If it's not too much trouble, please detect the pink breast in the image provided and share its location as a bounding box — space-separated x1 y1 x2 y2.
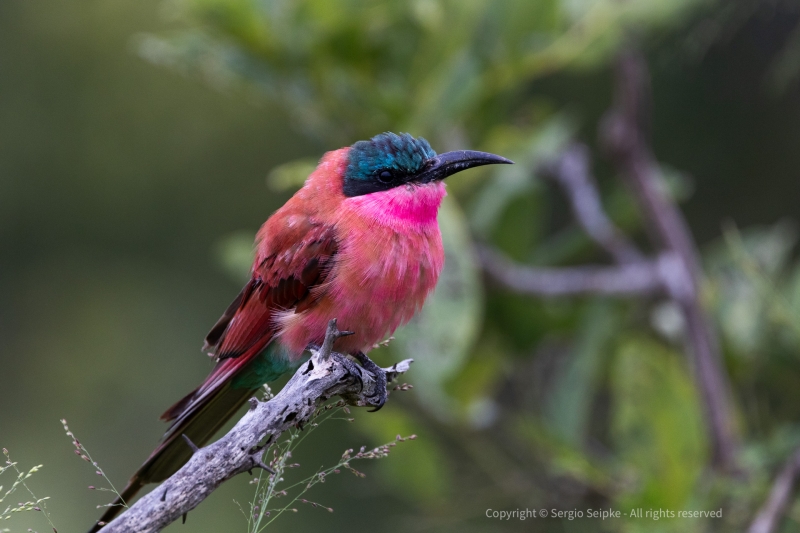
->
276 182 446 354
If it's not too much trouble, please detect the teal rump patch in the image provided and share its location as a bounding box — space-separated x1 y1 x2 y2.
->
231 342 303 389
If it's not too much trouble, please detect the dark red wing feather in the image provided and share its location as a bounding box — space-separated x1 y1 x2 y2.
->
210 222 338 361
161 219 338 422
202 278 258 352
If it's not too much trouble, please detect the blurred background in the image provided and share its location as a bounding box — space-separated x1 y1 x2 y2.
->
5 0 800 531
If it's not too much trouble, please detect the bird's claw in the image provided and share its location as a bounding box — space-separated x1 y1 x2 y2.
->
319 345 386 411
329 351 364 390
353 351 388 412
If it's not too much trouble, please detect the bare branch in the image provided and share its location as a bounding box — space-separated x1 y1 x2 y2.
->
601 49 739 471
478 244 668 297
541 142 644 264
317 317 354 361
477 49 739 472
748 448 800 533
101 319 411 533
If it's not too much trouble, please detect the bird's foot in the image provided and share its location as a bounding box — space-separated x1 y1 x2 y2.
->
353 351 387 412
327 350 365 391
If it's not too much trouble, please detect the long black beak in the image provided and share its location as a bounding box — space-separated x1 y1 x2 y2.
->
417 150 513 183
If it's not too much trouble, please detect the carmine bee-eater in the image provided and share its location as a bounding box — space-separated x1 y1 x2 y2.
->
90 132 511 530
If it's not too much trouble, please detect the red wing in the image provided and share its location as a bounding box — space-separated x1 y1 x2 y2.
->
161 219 338 423
205 220 338 361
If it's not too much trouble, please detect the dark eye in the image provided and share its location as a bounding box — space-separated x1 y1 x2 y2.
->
378 170 394 183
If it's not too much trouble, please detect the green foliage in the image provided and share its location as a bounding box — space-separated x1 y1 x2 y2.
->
610 337 706 511
140 0 708 143
354 406 448 505
706 221 800 355
544 300 618 446
0 449 56 533
469 114 575 240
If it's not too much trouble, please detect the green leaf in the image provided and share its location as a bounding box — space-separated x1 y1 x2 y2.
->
469 114 575 237
705 221 799 355
544 299 618 446
610 336 707 510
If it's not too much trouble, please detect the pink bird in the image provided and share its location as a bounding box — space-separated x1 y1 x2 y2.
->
90 132 511 530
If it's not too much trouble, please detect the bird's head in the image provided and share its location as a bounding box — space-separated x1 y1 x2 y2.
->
343 132 512 197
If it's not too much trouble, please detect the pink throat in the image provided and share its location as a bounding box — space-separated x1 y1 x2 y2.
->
345 182 447 228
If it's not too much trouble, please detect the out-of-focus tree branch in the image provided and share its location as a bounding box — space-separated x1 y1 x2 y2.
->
478 50 739 472
478 139 658 299
601 51 738 471
100 320 411 533
748 448 800 533
479 244 669 297
540 143 644 265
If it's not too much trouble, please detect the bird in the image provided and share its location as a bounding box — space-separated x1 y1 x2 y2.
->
89 132 511 531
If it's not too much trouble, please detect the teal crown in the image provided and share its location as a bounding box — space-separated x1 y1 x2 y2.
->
346 132 436 182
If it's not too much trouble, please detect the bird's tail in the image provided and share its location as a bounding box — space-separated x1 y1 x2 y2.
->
88 355 259 532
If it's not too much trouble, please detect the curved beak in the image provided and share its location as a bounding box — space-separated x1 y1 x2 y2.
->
417 150 514 183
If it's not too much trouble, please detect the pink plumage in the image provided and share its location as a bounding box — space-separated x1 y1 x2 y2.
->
273 148 446 355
